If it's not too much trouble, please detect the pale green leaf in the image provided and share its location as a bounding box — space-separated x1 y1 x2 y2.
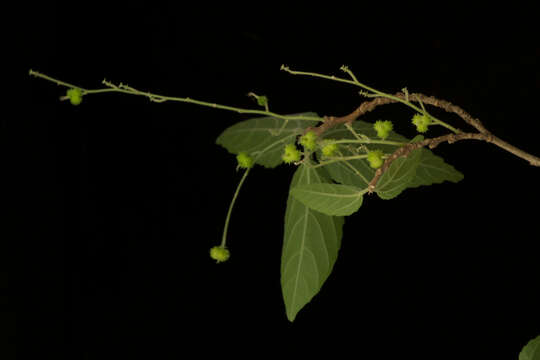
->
216 112 321 168
290 183 364 216
281 165 344 322
520 335 540 360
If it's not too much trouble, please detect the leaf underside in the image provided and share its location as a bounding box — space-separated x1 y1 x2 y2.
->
281 165 344 322
290 183 364 216
215 112 320 168
519 335 540 360
407 148 464 188
321 120 464 195
375 135 423 200
216 115 464 322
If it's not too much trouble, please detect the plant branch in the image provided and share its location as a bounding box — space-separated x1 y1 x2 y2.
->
309 90 491 136
30 68 540 172
367 132 540 193
282 64 540 186
282 65 460 134
298 86 540 170
28 69 322 123
221 168 251 247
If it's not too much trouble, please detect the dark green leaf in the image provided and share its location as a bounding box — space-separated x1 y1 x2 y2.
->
281 165 344 321
216 113 321 168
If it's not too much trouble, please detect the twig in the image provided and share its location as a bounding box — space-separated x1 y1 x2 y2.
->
28 69 322 123
283 65 460 134
30 67 540 175
283 65 539 192
367 132 540 193
308 91 488 136
305 90 540 181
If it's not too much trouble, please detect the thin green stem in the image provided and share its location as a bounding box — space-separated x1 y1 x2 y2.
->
282 65 460 134
340 66 390 98
341 67 459 134
221 168 251 247
29 69 82 90
29 69 323 123
416 95 427 114
358 188 370 196
312 154 368 168
344 123 364 142
281 65 358 87
331 139 407 146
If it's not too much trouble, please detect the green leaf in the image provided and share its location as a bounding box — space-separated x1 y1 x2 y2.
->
319 120 407 189
407 148 464 188
320 120 463 191
290 183 364 216
216 112 321 168
520 335 540 360
375 136 423 200
281 165 344 322
319 145 374 188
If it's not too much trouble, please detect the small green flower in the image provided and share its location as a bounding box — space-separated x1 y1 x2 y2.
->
282 144 301 164
299 131 318 151
256 95 268 107
411 113 431 133
66 88 83 106
367 150 384 169
373 120 393 139
322 143 338 157
210 246 230 263
236 152 254 169
248 92 268 108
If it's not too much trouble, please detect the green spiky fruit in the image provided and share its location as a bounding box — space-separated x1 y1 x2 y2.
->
322 143 338 157
282 144 301 164
210 246 230 263
236 152 254 169
367 150 384 169
411 113 431 133
66 88 83 106
373 120 393 139
299 131 317 151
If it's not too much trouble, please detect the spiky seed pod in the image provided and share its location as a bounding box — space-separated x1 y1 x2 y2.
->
210 246 230 263
236 152 254 169
367 150 384 169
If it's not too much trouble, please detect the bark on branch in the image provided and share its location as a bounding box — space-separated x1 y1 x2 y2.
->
308 92 540 193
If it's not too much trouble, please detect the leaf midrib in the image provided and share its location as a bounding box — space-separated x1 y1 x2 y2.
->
296 189 361 199
290 167 311 313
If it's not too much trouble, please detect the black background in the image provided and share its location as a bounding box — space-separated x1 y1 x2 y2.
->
11 2 540 359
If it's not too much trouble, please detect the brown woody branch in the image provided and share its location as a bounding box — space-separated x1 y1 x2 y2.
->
366 131 540 193
309 91 492 136
307 92 540 193
368 133 491 193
